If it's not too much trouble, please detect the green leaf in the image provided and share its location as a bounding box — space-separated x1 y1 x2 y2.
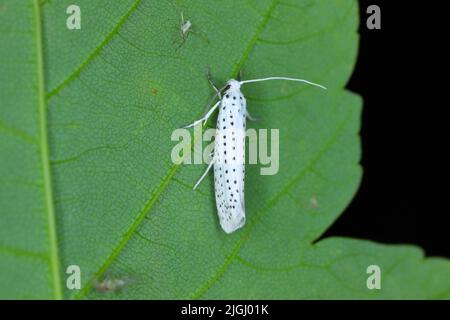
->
0 0 62 299
0 0 449 299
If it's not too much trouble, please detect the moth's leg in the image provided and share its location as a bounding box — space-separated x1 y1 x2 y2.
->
184 100 220 128
202 69 223 113
246 109 259 122
207 68 222 99
203 92 220 114
200 100 220 125
193 157 215 190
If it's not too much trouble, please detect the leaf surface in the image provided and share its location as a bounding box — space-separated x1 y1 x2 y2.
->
0 0 449 299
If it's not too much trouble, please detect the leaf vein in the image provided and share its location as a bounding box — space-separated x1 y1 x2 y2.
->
73 163 180 299
33 0 62 299
0 120 37 145
0 243 48 261
46 0 143 99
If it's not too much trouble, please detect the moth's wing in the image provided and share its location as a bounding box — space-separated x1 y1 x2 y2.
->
216 163 245 234
213 86 246 234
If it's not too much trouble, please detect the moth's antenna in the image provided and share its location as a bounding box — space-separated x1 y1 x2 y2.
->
240 77 327 90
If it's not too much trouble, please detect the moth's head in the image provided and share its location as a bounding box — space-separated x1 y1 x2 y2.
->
225 79 241 92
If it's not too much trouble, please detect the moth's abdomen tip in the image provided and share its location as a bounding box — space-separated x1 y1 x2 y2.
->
220 214 246 234
222 227 234 235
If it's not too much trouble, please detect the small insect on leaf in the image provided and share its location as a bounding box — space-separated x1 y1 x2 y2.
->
93 273 130 293
180 12 192 41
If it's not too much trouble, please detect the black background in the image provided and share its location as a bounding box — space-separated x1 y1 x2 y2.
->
322 0 449 257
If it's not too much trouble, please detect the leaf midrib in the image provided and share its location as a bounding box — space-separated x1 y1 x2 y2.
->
33 0 62 300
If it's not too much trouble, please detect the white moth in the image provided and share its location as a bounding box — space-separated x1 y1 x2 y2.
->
185 75 326 234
